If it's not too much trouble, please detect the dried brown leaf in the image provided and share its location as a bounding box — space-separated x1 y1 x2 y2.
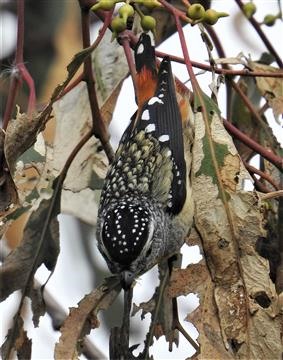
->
168 262 208 299
1 316 32 360
191 95 282 358
0 129 18 219
132 261 181 348
0 197 59 303
54 277 121 360
52 83 108 224
4 109 45 174
92 29 128 107
249 61 283 119
52 65 125 224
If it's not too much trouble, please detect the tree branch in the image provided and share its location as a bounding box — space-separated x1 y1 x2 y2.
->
79 3 114 162
223 119 283 171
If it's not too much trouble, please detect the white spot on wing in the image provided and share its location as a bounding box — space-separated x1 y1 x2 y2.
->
137 43 144 54
141 109 150 120
148 97 164 105
166 150 172 157
159 134 169 142
145 124 156 133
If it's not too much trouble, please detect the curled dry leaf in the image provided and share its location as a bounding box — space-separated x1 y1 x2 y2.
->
4 109 45 174
191 92 282 358
248 61 283 120
54 276 121 360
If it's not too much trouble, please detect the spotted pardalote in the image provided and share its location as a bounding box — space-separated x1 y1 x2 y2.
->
96 33 194 289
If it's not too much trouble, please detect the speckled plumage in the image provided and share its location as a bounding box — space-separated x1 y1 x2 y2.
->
96 34 193 288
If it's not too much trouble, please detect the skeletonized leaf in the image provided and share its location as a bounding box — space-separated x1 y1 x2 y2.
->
192 92 281 358
54 276 121 360
248 61 283 119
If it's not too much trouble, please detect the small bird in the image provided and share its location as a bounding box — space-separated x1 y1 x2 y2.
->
96 33 194 289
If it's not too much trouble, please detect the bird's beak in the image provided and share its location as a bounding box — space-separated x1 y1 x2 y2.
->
120 270 135 289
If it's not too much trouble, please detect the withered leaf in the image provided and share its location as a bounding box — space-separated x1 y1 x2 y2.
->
52 83 108 224
0 129 18 219
0 196 60 303
132 260 182 350
248 61 283 119
1 316 32 360
191 92 281 358
92 29 128 107
4 110 45 174
54 276 121 360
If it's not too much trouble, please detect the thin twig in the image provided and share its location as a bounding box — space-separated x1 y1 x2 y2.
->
172 289 199 354
223 119 283 171
261 190 283 200
119 34 138 98
251 173 272 193
3 0 36 130
230 80 274 144
244 161 280 191
57 73 84 100
155 50 283 78
79 4 114 162
143 267 170 360
234 0 283 68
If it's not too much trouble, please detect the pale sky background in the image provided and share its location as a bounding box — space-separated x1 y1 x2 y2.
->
0 1 282 359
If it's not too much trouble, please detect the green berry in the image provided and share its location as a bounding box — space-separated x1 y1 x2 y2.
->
203 9 229 25
118 4 134 23
111 16 127 33
91 0 116 12
243 2 257 18
263 14 277 26
187 4 205 20
142 0 161 9
141 15 156 32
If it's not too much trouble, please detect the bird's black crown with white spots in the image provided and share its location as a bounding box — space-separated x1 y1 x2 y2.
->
96 33 189 289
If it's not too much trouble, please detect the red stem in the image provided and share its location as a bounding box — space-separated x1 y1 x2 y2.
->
244 161 280 191
223 119 283 171
2 0 36 130
57 73 84 100
230 80 273 144
235 0 283 68
79 5 114 162
155 51 283 78
119 34 137 97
